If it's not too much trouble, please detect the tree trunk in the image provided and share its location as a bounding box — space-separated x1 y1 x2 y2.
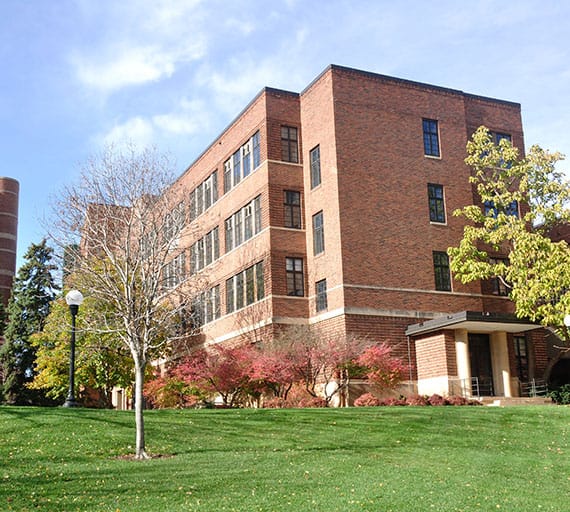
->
134 359 149 459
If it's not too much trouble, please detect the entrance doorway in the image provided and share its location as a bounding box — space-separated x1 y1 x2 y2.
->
469 334 494 396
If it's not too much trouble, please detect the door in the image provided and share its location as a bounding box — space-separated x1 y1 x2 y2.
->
469 334 494 396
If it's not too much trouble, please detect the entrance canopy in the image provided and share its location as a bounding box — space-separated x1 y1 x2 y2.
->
405 311 540 337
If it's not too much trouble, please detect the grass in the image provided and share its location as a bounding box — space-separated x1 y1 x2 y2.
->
1 405 569 511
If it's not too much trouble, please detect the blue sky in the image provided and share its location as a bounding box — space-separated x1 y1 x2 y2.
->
1 0 569 267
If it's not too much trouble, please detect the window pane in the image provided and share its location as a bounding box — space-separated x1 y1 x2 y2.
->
233 150 241 185
433 251 451 291
246 266 255 305
428 183 445 223
236 272 244 309
253 131 261 168
254 196 262 233
284 190 301 229
281 126 299 163
310 146 321 188
226 277 234 313
313 211 324 255
316 279 328 311
286 257 304 296
256 261 264 300
423 119 440 157
212 171 218 203
224 160 232 194
225 218 233 252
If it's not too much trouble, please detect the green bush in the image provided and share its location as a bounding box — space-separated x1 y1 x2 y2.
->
549 384 570 404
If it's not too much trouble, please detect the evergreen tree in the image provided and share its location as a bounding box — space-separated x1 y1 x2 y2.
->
0 240 59 404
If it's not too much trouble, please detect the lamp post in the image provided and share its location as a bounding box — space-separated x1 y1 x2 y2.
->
63 289 84 407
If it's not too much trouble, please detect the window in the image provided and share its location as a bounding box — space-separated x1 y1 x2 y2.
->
423 119 440 157
489 257 509 296
513 335 529 382
428 183 446 223
235 272 244 310
225 218 233 253
310 145 321 188
190 171 218 221
484 200 519 218
245 266 255 305
225 261 265 314
312 211 324 255
433 251 451 291
255 261 264 299
223 132 262 193
252 131 261 168
225 195 263 252
193 285 221 327
163 202 185 242
284 191 301 229
226 276 234 314
491 132 511 144
190 227 219 273
281 126 299 163
243 205 253 240
242 141 251 178
286 257 304 296
254 196 262 233
163 252 186 289
316 279 328 312
232 150 241 186
224 160 232 194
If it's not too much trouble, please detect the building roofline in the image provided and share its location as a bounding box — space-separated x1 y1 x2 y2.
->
176 87 299 184
302 64 521 109
405 310 539 337
176 64 520 185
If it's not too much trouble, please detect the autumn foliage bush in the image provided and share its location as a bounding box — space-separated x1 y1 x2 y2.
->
354 392 382 407
353 392 483 407
143 375 204 409
153 329 410 409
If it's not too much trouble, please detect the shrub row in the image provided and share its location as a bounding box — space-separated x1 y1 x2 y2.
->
354 392 482 407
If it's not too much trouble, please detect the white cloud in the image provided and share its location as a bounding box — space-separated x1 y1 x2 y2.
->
98 97 213 152
73 45 176 91
101 116 154 148
71 0 207 93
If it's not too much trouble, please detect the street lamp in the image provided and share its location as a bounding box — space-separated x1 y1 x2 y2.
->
63 289 84 407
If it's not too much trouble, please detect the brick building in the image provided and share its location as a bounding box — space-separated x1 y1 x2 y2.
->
163 64 555 399
0 177 18 306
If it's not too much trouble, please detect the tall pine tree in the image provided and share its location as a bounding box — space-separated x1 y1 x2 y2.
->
0 240 59 404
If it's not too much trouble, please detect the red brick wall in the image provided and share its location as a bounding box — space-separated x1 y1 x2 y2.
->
414 330 457 381
0 178 18 305
300 68 345 314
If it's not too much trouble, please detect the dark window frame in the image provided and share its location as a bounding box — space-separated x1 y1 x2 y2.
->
513 335 529 382
281 126 299 163
316 279 328 312
428 183 446 223
286 257 304 296
284 190 302 229
433 251 451 291
423 119 440 157
310 145 321 188
312 211 325 255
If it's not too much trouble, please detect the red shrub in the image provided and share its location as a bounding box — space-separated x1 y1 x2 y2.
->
427 394 448 406
354 392 382 407
406 394 430 406
381 397 408 406
447 395 471 406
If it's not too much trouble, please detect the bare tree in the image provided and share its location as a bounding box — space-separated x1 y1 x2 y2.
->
50 145 204 458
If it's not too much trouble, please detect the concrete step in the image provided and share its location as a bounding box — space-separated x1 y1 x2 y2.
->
481 396 553 407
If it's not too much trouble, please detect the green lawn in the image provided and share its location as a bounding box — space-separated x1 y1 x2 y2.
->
0 405 569 511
